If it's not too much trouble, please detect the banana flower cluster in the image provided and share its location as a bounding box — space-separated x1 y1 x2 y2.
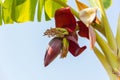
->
44 7 97 67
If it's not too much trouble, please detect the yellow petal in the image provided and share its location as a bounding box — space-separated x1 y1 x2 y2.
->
75 0 88 11
79 8 97 27
61 38 69 58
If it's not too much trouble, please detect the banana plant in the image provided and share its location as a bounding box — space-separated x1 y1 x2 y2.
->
0 0 120 80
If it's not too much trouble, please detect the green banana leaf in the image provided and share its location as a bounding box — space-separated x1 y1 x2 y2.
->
0 0 67 25
37 0 44 21
0 4 2 25
44 0 67 21
2 0 14 24
12 0 37 22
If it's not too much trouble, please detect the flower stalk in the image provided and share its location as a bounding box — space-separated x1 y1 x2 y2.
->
93 47 117 80
96 0 117 54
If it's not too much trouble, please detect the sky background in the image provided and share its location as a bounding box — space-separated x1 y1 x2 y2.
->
0 0 120 80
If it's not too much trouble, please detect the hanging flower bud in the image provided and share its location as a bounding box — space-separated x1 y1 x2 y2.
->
44 37 62 67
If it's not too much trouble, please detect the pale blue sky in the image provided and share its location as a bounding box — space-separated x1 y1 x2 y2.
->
0 0 120 80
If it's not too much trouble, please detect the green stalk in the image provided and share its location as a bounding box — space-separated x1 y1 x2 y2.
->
116 14 120 58
91 22 105 37
97 0 117 54
93 47 117 80
95 31 119 75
